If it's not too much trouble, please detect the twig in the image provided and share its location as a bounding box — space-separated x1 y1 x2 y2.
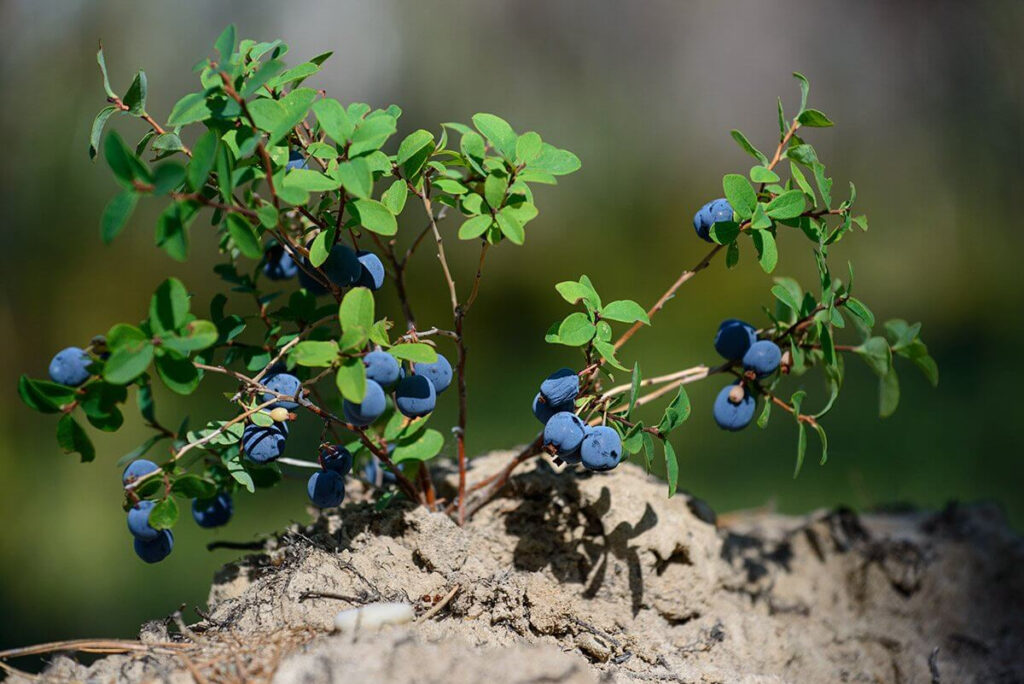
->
416 584 460 622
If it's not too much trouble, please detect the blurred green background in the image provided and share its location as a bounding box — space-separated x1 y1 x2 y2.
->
2 0 1022 655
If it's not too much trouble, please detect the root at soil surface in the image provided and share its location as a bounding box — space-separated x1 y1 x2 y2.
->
12 450 1024 683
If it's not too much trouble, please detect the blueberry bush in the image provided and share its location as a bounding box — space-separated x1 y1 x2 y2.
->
18 27 937 563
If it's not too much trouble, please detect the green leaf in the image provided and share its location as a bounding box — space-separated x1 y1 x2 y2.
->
593 340 627 371
240 58 285 97
709 221 741 245
764 190 806 220
57 415 95 463
100 191 138 244
730 130 768 165
273 88 319 145
123 70 147 115
458 215 493 240
797 109 834 127
722 174 757 219
663 440 679 497
215 24 237 60
750 166 779 184
531 143 581 175
393 429 444 463
335 158 372 199
557 312 596 346
104 131 141 188
18 376 78 414
657 387 691 433
339 287 375 332
879 367 900 418
186 129 219 191
349 114 398 156
813 424 828 465
172 474 217 500
104 341 155 385
855 337 892 377
381 179 408 215
752 230 778 273
472 113 517 159
600 300 649 325
515 131 543 163
336 357 367 404
148 497 179 530
843 297 875 329
89 106 117 160
151 162 185 195
96 45 117 98
225 454 255 493
389 343 438 363
149 278 190 334
226 214 263 259
793 422 807 478
495 207 524 245
312 98 354 144
555 279 601 310
167 91 212 127
793 72 810 112
161 320 218 354
292 340 340 367
770 283 801 314
351 199 397 236
155 354 201 395
484 172 509 210
725 240 740 268
283 169 341 192
396 129 434 171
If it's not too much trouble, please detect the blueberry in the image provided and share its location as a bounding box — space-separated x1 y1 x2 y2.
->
693 198 734 242
127 500 159 541
262 373 302 409
580 426 623 472
242 421 289 464
543 412 587 457
540 368 579 407
742 340 782 377
713 383 756 431
363 350 402 388
355 251 386 291
343 380 387 426
286 149 308 171
134 529 173 563
395 374 437 418
307 470 345 508
320 445 353 476
263 245 298 280
122 459 158 486
532 393 557 424
414 354 453 394
191 493 233 528
298 244 362 295
48 346 91 386
714 319 757 361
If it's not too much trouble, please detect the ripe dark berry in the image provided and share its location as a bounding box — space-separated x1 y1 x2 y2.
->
127 500 159 541
539 368 579 407
543 412 586 457
242 421 289 464
122 459 158 486
742 340 782 377
414 354 453 394
262 373 302 409
714 319 757 361
320 444 354 476
692 198 734 242
580 426 623 472
134 529 173 563
343 380 387 426
363 350 402 388
263 245 298 280
713 383 756 431
191 493 233 528
307 470 345 508
355 251 386 290
395 375 437 418
298 244 362 295
48 347 91 386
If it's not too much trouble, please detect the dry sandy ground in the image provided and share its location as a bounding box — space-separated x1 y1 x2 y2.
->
13 450 1024 683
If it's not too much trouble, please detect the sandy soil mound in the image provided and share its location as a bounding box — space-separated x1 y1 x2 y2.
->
18 450 1024 683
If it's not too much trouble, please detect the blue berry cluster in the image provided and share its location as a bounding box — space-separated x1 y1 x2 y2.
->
710 319 783 431
121 459 233 563
532 368 623 472
307 444 353 508
262 241 386 296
